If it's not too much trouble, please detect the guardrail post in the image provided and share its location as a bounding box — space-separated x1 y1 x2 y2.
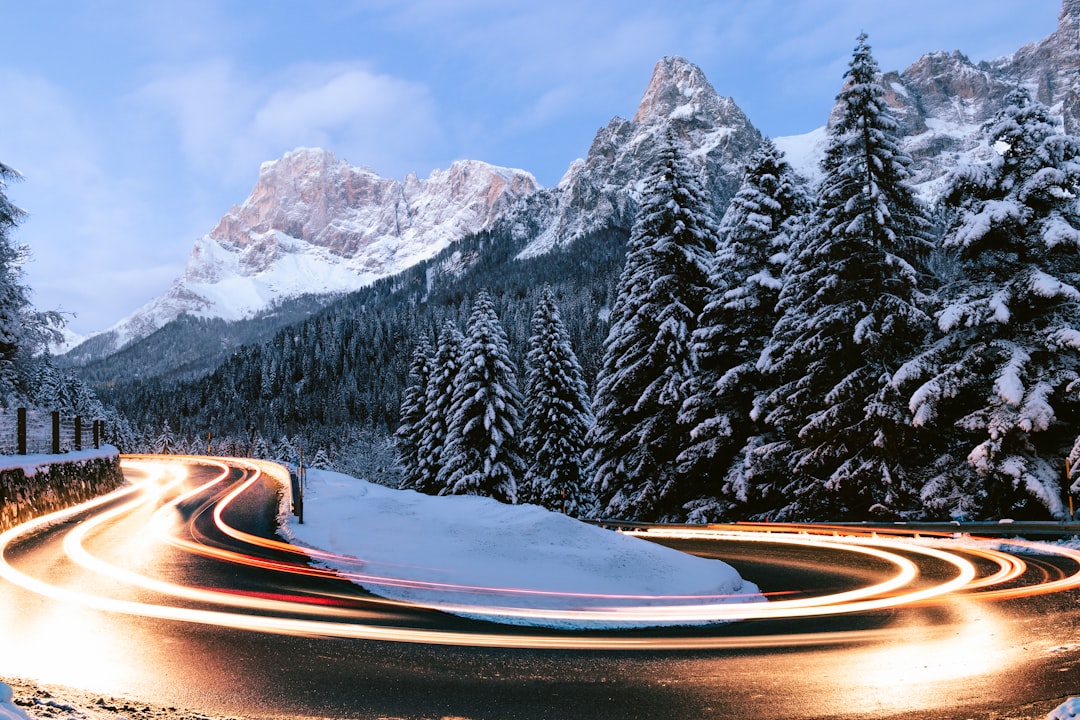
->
51 411 60 455
74 416 82 451
16 407 26 455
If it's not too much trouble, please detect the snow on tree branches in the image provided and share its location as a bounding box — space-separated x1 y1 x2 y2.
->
586 137 719 520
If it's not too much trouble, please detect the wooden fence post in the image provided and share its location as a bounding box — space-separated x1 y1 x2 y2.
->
52 411 60 455
17 407 26 455
93 419 100 449
74 416 82 452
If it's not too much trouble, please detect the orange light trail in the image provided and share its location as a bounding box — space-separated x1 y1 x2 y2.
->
0 455 1078 649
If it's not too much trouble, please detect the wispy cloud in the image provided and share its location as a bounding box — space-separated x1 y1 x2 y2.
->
137 59 444 183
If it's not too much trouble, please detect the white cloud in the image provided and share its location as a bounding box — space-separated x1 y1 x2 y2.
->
138 60 444 184
0 68 169 331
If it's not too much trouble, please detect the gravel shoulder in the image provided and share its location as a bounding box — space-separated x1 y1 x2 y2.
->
2 678 241 720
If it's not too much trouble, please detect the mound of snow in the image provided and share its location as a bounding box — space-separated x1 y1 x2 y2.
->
0 683 30 720
282 470 762 629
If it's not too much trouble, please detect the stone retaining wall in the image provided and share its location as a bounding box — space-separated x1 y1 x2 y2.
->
0 450 125 533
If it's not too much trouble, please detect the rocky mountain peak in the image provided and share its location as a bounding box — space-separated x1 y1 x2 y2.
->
91 149 538 353
1061 0 1080 27
509 55 760 262
633 56 723 124
1008 0 1080 133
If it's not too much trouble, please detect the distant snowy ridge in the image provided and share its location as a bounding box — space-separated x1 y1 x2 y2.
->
779 2 1080 195
79 149 538 354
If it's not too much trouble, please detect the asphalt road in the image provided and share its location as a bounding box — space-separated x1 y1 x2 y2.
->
1 457 1079 720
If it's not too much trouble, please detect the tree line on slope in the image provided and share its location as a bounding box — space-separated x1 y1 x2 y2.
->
97 223 626 475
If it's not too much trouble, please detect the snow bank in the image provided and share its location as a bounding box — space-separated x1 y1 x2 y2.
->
282 469 762 629
0 683 30 720
1049 698 1080 720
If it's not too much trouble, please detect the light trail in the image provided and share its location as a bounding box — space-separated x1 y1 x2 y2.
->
0 455 1078 650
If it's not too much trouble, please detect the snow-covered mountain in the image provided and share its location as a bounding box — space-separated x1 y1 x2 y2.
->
70 0 1080 361
79 150 538 355
512 56 761 259
778 0 1080 196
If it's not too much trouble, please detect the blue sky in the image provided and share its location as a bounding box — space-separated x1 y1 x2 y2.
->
0 0 1061 334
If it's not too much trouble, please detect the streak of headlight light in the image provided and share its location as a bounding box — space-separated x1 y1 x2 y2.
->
62 458 394 619
5 455 1072 647
103 459 941 623
0 475 911 648
948 545 1027 590
200 464 759 603
206 468 982 624
204 464 937 621
963 537 1080 599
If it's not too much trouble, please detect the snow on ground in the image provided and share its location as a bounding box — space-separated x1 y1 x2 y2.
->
1050 698 1080 720
279 469 763 629
0 678 242 720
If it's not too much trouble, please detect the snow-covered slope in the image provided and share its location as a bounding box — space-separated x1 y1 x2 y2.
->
83 149 538 354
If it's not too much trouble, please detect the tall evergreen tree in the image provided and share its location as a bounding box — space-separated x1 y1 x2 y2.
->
900 89 1080 519
0 161 63 402
437 291 524 503
678 138 809 521
520 286 594 515
415 322 464 495
750 34 932 520
395 336 434 490
154 420 177 455
586 138 720 520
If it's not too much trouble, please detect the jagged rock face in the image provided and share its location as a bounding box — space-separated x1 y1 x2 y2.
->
77 1 1080 358
96 149 538 352
789 1 1080 193
513 56 762 258
202 148 537 277
1011 0 1080 133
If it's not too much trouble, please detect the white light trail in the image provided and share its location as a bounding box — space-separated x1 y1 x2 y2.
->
0 455 1078 650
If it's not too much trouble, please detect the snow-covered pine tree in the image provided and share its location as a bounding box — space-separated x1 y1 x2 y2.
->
251 434 272 460
414 321 464 495
900 89 1080 519
0 161 63 402
436 291 524 503
310 447 332 471
586 137 720 520
395 335 434 490
154 420 176 455
276 435 300 466
750 34 932 520
678 138 809 521
520 286 594 515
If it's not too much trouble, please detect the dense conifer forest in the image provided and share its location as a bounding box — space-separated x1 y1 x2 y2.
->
96 225 627 477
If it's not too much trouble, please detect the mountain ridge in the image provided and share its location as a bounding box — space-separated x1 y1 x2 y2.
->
68 1 1080 366
69 150 539 360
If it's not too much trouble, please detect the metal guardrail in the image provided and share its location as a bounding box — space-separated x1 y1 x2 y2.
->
588 519 1080 539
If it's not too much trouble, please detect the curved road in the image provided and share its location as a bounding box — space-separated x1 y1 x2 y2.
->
1 456 1079 719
